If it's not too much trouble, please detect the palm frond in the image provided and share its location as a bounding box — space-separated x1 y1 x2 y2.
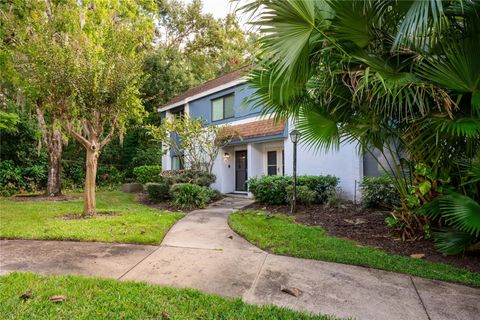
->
440 192 480 237
297 107 340 152
393 0 449 50
432 228 475 255
326 0 373 48
249 0 324 104
417 35 480 93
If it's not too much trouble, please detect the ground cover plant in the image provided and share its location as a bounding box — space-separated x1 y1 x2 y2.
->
229 210 480 287
0 272 337 320
0 191 182 245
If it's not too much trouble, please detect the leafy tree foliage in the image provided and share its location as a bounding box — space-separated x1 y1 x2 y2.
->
142 0 253 114
245 0 480 253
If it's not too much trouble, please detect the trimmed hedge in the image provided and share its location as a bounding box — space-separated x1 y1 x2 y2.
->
145 178 172 202
248 175 339 205
170 183 215 209
248 176 291 205
297 175 339 203
161 169 216 187
286 185 317 206
360 175 400 209
133 165 162 184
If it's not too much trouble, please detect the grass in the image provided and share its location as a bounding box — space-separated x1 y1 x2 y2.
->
0 191 183 245
0 272 337 320
229 210 480 287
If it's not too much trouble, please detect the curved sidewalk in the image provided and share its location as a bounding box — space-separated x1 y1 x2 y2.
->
1 197 479 320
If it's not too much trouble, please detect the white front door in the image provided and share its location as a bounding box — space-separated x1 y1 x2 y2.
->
266 149 284 176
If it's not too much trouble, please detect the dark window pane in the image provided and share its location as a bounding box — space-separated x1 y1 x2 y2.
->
224 95 235 118
267 151 277 165
267 166 277 176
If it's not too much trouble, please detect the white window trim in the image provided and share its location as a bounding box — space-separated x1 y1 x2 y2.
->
264 147 284 176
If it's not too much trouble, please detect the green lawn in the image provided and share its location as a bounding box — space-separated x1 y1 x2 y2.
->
0 272 336 320
0 191 183 245
229 210 480 287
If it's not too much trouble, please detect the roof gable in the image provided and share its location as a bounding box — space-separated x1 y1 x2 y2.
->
159 69 247 111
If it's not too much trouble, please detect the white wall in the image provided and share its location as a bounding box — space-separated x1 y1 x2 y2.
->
211 146 235 193
248 143 264 178
284 139 362 201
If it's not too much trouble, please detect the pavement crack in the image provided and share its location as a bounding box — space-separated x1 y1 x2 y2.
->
410 276 432 320
117 246 161 280
245 253 268 299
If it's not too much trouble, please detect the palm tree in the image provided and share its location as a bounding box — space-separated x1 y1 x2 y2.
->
243 0 480 253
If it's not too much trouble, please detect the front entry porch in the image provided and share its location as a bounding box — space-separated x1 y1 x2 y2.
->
212 139 286 195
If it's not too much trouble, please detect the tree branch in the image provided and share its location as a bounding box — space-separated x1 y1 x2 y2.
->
63 120 91 149
100 116 118 148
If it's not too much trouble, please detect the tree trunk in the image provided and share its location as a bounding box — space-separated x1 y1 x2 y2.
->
84 142 99 216
46 128 63 196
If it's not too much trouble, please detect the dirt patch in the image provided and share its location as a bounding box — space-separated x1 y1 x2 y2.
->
9 195 81 202
135 193 190 213
58 212 119 220
245 202 480 274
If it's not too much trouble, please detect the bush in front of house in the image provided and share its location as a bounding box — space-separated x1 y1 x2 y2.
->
248 175 340 205
133 165 162 184
296 175 339 204
169 183 214 209
286 185 317 206
360 175 400 209
145 178 172 202
161 169 216 187
248 176 292 205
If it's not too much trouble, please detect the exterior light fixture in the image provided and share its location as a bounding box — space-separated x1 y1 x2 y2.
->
223 152 230 163
289 129 300 144
290 129 301 214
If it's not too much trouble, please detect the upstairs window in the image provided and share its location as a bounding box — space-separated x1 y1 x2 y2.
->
211 94 234 121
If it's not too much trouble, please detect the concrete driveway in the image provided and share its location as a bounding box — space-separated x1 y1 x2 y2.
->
1 197 479 320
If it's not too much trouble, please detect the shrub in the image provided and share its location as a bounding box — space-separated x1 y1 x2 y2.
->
97 165 125 187
0 161 47 196
161 169 216 187
133 165 162 184
360 175 400 209
297 175 339 204
145 178 172 202
248 176 292 205
169 183 214 208
248 175 340 205
286 185 317 206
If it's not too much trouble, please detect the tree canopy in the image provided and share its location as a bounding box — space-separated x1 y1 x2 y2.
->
245 0 480 254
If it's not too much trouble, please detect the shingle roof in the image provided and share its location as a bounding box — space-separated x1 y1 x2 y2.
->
161 69 247 108
225 119 286 141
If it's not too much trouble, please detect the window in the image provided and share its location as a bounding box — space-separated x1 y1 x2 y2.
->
172 155 184 170
267 151 277 176
211 94 234 121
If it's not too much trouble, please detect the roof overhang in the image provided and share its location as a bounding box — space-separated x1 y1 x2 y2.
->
157 77 248 113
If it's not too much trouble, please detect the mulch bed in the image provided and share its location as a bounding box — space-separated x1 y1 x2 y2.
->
9 195 81 202
135 193 191 213
245 202 480 273
58 212 119 220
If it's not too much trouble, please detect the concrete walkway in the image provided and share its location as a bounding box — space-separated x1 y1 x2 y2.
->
1 197 479 320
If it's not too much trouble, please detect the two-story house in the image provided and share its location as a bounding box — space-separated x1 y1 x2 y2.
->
158 70 372 200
